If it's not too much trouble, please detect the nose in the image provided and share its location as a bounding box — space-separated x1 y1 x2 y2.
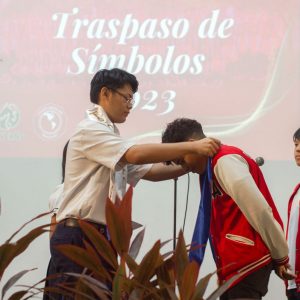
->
127 102 133 109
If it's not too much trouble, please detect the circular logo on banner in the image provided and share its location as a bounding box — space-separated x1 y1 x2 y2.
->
34 104 66 139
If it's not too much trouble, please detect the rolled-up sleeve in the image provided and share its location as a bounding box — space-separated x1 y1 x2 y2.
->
127 163 153 187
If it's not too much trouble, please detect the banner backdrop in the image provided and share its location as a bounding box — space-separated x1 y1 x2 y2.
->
0 0 299 158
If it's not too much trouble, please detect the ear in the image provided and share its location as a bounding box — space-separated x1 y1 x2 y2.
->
99 87 111 103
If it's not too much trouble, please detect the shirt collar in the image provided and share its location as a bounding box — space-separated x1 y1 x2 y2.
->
86 105 115 130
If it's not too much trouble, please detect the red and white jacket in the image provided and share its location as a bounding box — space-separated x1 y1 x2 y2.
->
210 145 289 284
286 183 300 289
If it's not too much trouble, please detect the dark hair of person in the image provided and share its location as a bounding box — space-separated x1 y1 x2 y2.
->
293 128 300 141
162 118 206 144
162 118 206 165
61 140 69 183
90 68 139 104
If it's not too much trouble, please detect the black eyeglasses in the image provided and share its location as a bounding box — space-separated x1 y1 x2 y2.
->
110 88 135 106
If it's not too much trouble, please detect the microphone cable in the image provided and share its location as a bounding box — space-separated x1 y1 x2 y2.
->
182 173 190 233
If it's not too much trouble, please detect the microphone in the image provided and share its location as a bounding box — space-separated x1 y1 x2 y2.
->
255 157 264 166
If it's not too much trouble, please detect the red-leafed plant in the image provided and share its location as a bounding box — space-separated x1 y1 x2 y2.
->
43 186 240 300
0 187 239 299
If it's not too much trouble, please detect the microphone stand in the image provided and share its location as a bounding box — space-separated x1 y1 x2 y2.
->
173 177 178 251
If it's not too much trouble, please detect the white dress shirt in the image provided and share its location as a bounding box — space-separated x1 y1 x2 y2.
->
56 105 152 224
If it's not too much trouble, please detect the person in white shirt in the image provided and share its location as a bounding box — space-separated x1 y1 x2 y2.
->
43 68 221 300
286 128 300 300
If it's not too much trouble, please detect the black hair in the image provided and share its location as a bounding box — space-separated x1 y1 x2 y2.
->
90 68 139 104
294 128 300 141
61 140 69 183
162 118 206 144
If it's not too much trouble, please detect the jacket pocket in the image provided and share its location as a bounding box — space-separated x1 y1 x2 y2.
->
225 233 255 246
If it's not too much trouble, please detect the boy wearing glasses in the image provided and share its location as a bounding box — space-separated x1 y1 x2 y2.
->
44 68 220 299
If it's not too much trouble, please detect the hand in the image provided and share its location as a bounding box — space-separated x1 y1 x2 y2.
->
275 264 297 280
194 137 221 157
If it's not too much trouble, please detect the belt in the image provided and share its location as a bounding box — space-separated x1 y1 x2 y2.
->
60 218 107 235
